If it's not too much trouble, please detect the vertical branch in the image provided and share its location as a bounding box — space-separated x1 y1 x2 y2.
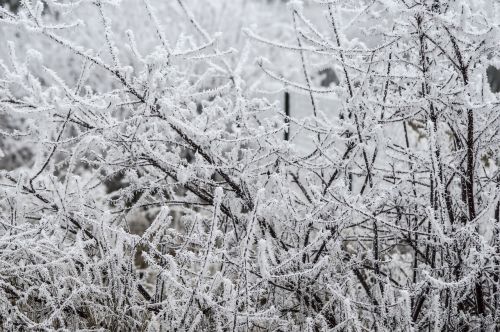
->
284 91 290 141
446 25 485 318
142 0 172 54
494 185 500 327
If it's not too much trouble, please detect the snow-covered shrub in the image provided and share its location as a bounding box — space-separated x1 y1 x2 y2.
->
248 0 500 330
0 0 499 331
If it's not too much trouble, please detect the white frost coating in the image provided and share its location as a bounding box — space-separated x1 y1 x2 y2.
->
0 0 499 331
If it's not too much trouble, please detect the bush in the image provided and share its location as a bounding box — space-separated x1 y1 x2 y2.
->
1 0 499 331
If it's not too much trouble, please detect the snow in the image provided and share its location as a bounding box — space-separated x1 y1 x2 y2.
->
0 0 499 330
